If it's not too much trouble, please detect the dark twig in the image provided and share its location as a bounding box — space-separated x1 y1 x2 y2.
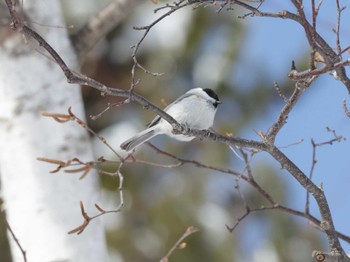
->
240 149 275 205
146 142 245 178
306 139 317 214
305 127 345 214
266 143 344 255
266 84 304 143
230 0 350 93
154 0 187 13
225 200 350 244
291 0 315 53
147 143 350 246
90 101 127 120
226 206 273 232
310 0 317 69
4 216 27 262
129 0 190 91
307 127 345 218
38 144 350 245
343 100 350 118
334 0 345 56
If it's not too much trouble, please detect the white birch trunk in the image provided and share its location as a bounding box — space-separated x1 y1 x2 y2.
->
0 1 107 261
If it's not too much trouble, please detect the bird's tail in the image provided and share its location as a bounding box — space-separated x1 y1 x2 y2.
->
120 127 158 152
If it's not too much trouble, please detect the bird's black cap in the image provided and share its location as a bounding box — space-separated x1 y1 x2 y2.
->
203 88 221 107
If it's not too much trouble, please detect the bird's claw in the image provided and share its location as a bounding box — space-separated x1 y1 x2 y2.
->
172 123 191 135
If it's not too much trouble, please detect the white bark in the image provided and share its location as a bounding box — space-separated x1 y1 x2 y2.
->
0 1 107 261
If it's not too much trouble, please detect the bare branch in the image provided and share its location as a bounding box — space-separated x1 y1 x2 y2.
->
160 226 199 262
229 0 350 92
306 138 317 214
266 84 304 143
146 143 350 247
129 0 189 91
343 100 350 118
68 171 124 235
90 101 126 120
274 80 288 103
4 213 27 262
37 157 94 178
334 0 345 56
288 59 350 81
267 144 344 255
312 250 350 262
306 127 344 214
146 143 245 178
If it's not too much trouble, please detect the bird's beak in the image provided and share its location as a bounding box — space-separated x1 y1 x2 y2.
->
214 100 222 107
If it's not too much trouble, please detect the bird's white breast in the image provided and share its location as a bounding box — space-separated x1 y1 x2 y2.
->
158 94 216 141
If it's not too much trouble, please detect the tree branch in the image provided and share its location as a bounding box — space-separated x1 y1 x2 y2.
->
266 84 304 143
160 226 199 262
267 144 345 257
4 214 27 262
230 0 350 93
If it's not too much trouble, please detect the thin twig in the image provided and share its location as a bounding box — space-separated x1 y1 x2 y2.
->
226 206 273 232
5 217 27 262
288 59 350 81
43 107 124 161
68 166 124 235
306 138 317 214
129 0 190 91
146 143 245 178
266 85 303 143
231 0 350 93
310 0 317 69
343 100 350 118
274 80 288 103
90 101 127 120
160 226 199 262
240 149 276 205
335 0 345 55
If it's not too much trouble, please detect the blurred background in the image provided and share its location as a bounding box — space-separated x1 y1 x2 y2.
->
1 1 350 261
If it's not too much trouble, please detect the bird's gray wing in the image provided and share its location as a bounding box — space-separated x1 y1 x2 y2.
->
120 127 157 151
148 92 193 127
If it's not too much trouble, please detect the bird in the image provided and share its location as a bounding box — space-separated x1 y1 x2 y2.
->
120 87 221 152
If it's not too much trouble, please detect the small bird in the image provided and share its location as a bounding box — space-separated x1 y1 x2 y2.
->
120 88 221 152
